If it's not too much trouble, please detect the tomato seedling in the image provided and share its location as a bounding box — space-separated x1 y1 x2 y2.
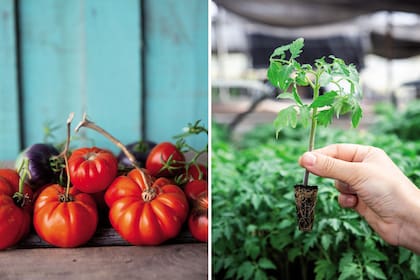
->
267 38 363 231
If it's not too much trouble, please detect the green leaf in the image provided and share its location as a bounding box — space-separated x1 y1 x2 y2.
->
398 247 411 264
299 105 310 128
277 92 295 101
315 259 337 280
351 104 363 128
303 233 318 254
410 255 420 277
295 70 309 86
365 262 387 280
258 258 277 270
319 71 333 87
333 96 353 117
289 37 304 59
254 268 268 280
338 263 361 280
287 247 301 262
321 234 333 251
245 240 260 260
339 252 354 273
362 244 388 262
343 220 364 236
270 45 290 60
251 194 261 210
310 91 338 108
237 261 255 279
316 109 334 127
267 61 294 91
270 234 292 251
273 106 298 136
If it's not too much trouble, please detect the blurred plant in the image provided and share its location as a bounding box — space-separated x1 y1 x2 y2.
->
373 100 420 142
212 122 420 280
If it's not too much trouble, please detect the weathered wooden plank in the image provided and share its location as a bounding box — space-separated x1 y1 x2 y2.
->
0 244 208 279
18 0 142 154
16 227 199 249
80 0 142 152
144 0 208 149
0 0 21 160
19 0 86 147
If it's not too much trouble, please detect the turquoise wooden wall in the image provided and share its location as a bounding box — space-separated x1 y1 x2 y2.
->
0 0 208 161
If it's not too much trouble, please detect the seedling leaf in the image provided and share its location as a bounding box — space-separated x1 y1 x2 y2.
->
310 91 338 108
290 38 304 59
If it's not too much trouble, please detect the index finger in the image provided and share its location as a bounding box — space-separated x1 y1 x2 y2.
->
313 144 373 163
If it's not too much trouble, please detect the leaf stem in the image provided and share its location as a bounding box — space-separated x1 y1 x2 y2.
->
303 76 321 186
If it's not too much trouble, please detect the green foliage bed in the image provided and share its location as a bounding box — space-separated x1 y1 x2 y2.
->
212 108 420 279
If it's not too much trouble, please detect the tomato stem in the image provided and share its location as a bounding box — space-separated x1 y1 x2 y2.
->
75 114 157 194
75 113 141 171
61 113 74 201
303 74 320 187
13 158 31 207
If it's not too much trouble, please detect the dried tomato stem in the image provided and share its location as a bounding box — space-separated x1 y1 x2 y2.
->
74 113 158 195
63 113 74 201
75 113 140 170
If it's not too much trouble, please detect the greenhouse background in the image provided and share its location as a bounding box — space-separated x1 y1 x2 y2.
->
211 0 420 279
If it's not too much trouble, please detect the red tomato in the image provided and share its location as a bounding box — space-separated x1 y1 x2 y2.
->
184 179 208 202
188 191 208 242
145 142 185 177
0 170 33 250
68 146 118 193
0 169 21 187
105 168 189 245
33 184 98 248
186 164 208 181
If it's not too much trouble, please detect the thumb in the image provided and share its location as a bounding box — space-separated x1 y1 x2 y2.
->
299 151 361 184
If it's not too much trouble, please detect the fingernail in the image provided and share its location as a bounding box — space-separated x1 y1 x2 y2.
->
301 152 316 166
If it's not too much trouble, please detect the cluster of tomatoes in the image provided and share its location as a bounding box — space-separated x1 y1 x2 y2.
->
0 139 208 250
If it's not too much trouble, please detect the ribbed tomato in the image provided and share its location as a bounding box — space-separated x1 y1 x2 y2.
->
68 146 118 193
0 169 33 250
105 168 189 245
33 184 98 248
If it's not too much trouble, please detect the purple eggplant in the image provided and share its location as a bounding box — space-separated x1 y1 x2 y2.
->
15 143 62 189
117 140 157 169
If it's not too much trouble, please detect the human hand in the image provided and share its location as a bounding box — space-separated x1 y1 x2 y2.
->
299 144 420 254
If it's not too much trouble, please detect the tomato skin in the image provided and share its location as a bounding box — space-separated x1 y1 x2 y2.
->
68 147 118 193
0 169 21 188
0 170 33 250
188 191 208 242
186 164 208 181
33 184 98 248
184 179 208 202
105 169 189 245
145 142 185 177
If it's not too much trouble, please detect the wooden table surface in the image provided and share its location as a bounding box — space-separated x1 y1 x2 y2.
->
0 244 207 279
